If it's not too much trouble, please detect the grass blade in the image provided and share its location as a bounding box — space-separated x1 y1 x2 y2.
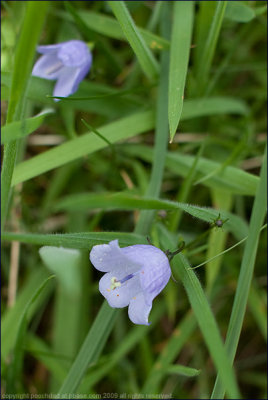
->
57 302 118 394
1 109 54 144
1 267 53 362
168 1 194 140
123 145 259 195
58 8 170 49
6 275 55 393
173 254 240 398
108 1 159 80
211 145 267 398
2 231 148 250
134 1 170 235
1 1 49 229
12 110 155 186
196 1 227 94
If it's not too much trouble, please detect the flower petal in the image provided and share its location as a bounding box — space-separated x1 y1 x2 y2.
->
99 272 140 308
58 40 92 68
122 245 171 303
37 43 62 54
52 66 81 99
32 54 63 80
128 292 152 325
90 240 141 273
52 62 91 100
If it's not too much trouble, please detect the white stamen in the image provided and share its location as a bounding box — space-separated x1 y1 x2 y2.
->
110 277 121 290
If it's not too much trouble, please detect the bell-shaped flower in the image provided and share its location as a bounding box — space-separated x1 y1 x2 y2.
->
90 240 171 325
32 40 92 101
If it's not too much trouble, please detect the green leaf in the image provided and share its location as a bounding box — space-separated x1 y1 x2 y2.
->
134 2 170 235
1 72 143 118
58 302 118 395
172 254 240 398
142 311 197 393
12 110 155 186
58 9 170 50
1 1 49 230
108 1 159 80
164 364 200 377
181 96 249 118
196 1 227 94
122 145 259 196
11 95 248 187
39 247 83 295
225 2 255 22
53 192 247 239
168 1 194 140
79 302 166 391
2 231 148 250
1 109 54 144
39 247 89 390
1 267 53 362
211 146 267 398
6 275 55 393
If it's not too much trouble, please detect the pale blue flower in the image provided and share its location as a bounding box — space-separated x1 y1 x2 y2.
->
90 240 171 325
32 40 92 101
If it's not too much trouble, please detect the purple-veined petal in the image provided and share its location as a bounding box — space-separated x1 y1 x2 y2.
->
32 54 63 80
99 271 141 308
128 292 152 325
122 244 171 303
37 43 63 54
90 240 141 273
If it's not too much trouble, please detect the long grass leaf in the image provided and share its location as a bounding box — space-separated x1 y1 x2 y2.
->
1 1 49 229
1 109 54 144
173 254 240 398
123 145 259 195
2 231 147 249
168 1 194 140
57 302 118 394
1 267 53 362
6 275 55 393
12 110 154 186
135 1 170 235
196 1 227 94
108 1 159 80
211 145 267 398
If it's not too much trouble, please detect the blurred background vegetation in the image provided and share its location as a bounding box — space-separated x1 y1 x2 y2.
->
1 1 267 399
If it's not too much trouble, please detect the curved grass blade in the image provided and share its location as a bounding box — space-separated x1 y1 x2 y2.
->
122 144 258 196
56 8 170 50
57 302 118 395
196 1 227 94
168 1 194 141
134 1 170 235
2 231 148 250
211 146 267 398
172 253 240 398
12 110 155 186
79 303 166 391
1 109 54 145
1 267 53 362
6 275 55 393
108 1 159 80
1 1 49 230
